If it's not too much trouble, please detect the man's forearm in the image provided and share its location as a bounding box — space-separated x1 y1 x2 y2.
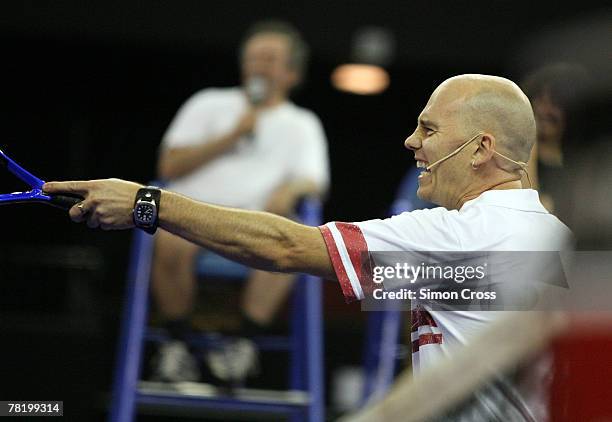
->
42 178 336 280
158 190 334 277
158 131 241 180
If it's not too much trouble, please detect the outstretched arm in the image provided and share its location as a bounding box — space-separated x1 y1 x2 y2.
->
43 178 335 280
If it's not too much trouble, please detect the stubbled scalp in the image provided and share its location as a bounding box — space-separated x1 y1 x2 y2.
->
442 74 537 163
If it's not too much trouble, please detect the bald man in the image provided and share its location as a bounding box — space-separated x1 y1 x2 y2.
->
45 74 571 420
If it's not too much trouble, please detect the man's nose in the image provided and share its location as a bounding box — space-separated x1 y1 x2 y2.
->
404 131 421 151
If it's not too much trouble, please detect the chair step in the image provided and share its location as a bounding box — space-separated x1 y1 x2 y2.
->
137 381 309 416
145 328 293 351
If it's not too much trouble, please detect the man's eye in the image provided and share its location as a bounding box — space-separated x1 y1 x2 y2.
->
425 128 436 136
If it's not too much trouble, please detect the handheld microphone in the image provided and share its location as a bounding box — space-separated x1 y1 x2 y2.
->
245 76 268 106
244 77 268 141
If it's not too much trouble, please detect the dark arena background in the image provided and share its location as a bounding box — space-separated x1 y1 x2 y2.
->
0 1 610 421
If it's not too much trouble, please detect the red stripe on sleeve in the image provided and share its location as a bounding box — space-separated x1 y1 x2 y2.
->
318 224 357 302
411 306 438 333
412 333 443 353
335 222 375 297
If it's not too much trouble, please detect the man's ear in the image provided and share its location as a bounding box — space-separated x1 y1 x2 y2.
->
472 133 495 167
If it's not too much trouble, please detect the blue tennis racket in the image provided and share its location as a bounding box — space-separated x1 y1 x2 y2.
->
0 147 83 210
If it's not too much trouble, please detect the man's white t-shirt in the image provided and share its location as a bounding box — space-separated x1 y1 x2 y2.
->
319 189 573 421
161 87 330 210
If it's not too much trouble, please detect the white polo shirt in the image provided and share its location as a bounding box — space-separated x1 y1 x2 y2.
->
161 87 330 210
319 189 573 421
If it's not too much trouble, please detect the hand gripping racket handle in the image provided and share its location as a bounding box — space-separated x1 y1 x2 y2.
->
47 194 84 210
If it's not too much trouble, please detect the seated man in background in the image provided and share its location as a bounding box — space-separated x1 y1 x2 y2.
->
152 20 329 384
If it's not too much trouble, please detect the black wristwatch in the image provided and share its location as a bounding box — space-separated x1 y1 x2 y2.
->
133 186 161 234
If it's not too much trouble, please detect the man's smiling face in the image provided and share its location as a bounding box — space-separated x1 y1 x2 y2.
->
404 82 474 207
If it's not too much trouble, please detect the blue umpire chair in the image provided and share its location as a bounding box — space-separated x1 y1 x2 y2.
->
109 198 324 422
361 168 434 405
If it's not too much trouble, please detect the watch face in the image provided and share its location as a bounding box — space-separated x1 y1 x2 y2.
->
135 203 156 225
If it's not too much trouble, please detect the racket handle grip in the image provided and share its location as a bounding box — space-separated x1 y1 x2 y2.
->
49 194 84 210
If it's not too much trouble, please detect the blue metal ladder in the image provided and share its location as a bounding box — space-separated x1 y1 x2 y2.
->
108 199 324 422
